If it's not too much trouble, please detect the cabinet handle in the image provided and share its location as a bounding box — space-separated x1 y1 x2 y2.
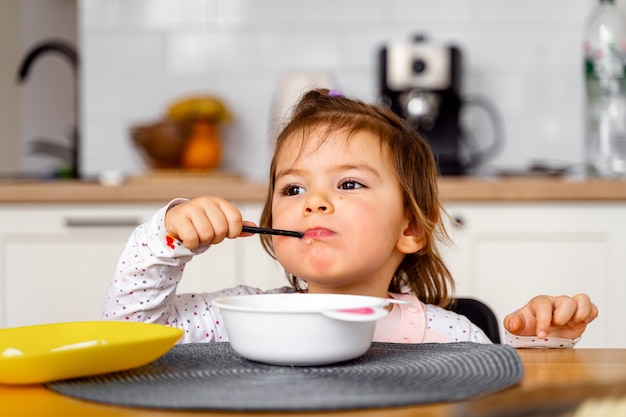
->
64 218 141 228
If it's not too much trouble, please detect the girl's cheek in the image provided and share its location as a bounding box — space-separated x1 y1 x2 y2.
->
273 247 291 273
274 237 302 265
272 238 289 259
271 203 290 225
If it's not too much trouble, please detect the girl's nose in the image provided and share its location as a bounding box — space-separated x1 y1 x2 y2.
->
303 193 333 214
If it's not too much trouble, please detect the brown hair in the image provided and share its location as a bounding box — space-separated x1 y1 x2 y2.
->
260 89 454 306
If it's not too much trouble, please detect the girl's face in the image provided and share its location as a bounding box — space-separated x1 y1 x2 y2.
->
270 126 422 297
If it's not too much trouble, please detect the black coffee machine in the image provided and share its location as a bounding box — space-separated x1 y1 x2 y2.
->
379 35 464 175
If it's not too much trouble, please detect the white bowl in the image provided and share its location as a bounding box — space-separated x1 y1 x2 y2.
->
213 293 392 366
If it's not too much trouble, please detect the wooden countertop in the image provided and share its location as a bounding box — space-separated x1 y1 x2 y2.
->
2 172 626 203
0 172 267 204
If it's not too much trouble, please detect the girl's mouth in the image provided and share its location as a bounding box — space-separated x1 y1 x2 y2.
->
303 228 334 239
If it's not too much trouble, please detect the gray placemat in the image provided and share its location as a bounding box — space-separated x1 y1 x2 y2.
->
46 342 523 411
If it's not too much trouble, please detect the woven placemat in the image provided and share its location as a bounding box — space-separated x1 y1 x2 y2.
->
46 342 523 411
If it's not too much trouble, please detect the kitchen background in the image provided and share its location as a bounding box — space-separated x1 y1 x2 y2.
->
1 0 623 181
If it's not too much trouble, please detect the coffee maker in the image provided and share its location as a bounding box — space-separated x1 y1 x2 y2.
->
379 35 464 175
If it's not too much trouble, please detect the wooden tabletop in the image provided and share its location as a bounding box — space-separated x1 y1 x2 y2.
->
2 174 626 203
1 349 625 417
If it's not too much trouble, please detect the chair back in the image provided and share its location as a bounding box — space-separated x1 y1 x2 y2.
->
448 298 501 344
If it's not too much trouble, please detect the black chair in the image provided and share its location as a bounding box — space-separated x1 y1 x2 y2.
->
447 298 501 344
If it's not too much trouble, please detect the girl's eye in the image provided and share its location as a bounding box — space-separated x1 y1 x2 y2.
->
338 179 364 190
279 184 306 196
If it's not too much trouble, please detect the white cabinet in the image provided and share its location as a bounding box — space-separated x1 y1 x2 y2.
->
441 202 626 348
0 203 284 328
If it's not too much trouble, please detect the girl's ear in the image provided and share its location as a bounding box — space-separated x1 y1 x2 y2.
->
396 219 425 254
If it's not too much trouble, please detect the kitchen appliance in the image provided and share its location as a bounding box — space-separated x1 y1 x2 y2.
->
379 36 464 175
270 70 334 139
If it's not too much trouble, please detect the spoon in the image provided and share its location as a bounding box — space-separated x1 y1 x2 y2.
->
241 225 304 238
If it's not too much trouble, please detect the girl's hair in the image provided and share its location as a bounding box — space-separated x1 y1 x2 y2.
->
259 89 454 306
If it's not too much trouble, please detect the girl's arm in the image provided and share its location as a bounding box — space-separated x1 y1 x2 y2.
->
102 199 229 343
102 199 292 343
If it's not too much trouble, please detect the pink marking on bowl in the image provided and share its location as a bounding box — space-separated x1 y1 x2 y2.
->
337 307 375 315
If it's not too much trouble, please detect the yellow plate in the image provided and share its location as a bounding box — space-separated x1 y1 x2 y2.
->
0 321 183 384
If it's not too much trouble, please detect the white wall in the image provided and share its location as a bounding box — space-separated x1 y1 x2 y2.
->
79 0 614 181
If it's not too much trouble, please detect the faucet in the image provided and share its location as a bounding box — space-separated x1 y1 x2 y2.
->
17 40 80 179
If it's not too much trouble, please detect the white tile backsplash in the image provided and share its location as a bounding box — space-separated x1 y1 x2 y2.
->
218 0 295 28
83 33 166 72
80 0 125 30
79 0 622 179
389 0 474 23
476 0 577 24
166 33 252 73
299 0 385 25
255 32 341 69
127 0 212 30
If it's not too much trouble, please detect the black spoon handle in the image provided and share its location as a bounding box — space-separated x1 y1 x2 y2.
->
241 225 304 238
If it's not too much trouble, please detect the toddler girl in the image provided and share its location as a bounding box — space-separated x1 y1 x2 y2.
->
103 89 597 347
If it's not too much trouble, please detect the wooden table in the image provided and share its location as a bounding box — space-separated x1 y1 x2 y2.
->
1 349 625 417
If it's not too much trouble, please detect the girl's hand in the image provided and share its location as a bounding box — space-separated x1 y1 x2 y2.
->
503 294 598 340
164 196 253 250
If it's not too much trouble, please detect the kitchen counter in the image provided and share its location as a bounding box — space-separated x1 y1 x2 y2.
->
437 176 626 202
0 172 267 204
2 173 626 203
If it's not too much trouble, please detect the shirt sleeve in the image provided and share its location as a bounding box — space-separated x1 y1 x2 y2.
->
501 308 581 348
428 304 581 348
503 331 580 348
101 198 292 343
